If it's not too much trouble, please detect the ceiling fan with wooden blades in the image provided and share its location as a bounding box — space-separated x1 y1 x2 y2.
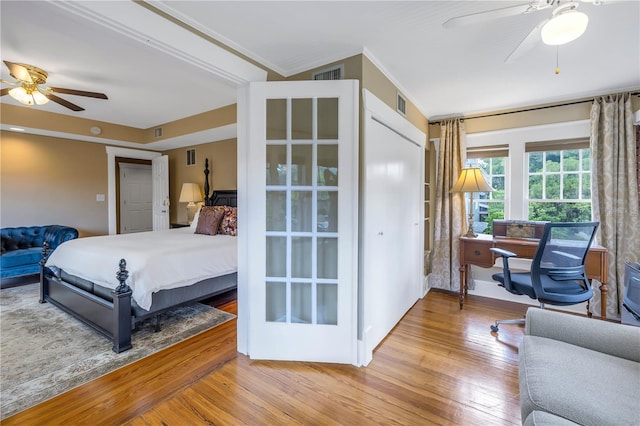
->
443 0 611 63
0 60 108 111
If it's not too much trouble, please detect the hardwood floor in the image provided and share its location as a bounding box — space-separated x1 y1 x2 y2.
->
4 290 528 425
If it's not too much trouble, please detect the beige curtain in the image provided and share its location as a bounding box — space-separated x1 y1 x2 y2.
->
590 93 640 318
430 118 466 291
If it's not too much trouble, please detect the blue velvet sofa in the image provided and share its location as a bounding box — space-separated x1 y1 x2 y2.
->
1 225 79 280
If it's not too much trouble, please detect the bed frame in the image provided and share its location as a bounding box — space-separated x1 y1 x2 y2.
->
39 158 237 353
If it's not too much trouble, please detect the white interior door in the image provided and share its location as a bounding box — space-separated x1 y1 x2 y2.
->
152 155 170 231
244 80 359 364
360 89 425 365
119 163 152 234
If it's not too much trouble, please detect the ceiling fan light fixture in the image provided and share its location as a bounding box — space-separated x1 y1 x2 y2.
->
8 85 49 106
541 9 589 45
32 89 49 105
8 86 28 103
2 61 105 111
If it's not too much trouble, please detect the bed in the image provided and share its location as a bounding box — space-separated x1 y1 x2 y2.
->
39 159 237 353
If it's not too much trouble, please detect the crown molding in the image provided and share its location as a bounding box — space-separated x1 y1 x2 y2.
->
48 0 267 87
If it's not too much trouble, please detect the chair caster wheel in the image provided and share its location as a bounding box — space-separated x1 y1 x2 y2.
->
490 325 499 332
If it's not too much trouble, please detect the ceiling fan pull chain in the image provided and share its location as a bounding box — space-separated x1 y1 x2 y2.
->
555 46 560 75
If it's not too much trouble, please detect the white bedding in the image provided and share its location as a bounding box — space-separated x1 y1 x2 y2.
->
45 227 237 311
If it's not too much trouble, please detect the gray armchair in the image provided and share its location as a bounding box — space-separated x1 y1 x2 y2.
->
519 307 640 425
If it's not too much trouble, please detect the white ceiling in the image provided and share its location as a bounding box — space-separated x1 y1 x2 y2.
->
1 0 639 143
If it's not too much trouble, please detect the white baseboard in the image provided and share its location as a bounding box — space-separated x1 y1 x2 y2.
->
422 274 431 298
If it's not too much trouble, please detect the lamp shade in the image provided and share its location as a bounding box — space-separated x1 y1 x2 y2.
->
179 183 203 204
451 167 494 193
8 87 28 103
31 89 49 105
541 9 588 46
9 86 50 106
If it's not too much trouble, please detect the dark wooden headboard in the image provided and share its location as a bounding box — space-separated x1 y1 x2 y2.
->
202 158 237 207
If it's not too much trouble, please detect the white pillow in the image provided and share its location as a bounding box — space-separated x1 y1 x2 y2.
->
190 205 203 230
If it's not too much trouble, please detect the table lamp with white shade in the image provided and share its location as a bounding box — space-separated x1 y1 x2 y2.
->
451 167 494 238
179 182 203 224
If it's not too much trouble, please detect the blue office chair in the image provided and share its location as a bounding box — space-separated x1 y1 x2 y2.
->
490 221 599 333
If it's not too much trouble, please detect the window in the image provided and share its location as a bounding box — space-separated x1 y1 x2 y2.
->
464 121 593 228
526 140 591 222
465 146 508 235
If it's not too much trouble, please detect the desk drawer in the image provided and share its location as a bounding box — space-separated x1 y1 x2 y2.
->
496 242 538 259
461 240 493 267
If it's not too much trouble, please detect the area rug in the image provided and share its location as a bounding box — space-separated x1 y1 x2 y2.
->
0 283 235 420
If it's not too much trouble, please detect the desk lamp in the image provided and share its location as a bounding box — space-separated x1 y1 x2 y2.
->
451 167 494 238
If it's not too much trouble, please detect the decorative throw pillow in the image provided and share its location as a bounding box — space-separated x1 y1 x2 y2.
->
194 207 225 236
218 206 238 236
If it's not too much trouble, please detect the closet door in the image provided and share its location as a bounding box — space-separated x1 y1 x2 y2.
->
245 80 359 364
361 90 425 365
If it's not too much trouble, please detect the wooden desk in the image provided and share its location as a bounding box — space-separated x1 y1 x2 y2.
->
459 234 609 318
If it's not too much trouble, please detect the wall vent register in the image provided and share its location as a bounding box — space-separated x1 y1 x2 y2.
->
397 92 407 116
313 64 344 81
186 149 196 166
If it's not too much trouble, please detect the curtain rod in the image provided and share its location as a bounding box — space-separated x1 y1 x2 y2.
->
429 91 640 126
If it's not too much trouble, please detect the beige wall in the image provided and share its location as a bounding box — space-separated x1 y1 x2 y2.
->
0 130 237 235
1 104 147 144
0 103 236 145
287 54 429 136
428 96 640 137
164 139 237 224
146 104 236 142
1 131 109 236
361 55 428 135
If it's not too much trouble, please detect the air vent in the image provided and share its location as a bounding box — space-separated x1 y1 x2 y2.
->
397 92 407 117
186 149 196 166
154 127 163 138
313 64 344 81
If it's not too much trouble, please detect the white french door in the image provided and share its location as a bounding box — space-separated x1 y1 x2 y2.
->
243 80 359 363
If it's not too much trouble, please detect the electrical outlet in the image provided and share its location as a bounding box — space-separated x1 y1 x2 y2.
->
96 194 105 202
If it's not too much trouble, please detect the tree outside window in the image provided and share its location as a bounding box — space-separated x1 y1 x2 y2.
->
527 148 591 222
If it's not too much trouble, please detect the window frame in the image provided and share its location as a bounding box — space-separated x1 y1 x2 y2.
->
525 142 591 212
462 120 591 222
465 147 508 234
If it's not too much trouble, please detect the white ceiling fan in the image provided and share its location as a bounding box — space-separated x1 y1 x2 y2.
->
443 0 610 63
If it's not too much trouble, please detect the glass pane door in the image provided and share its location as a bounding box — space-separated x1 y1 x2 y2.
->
265 97 340 326
245 80 358 364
